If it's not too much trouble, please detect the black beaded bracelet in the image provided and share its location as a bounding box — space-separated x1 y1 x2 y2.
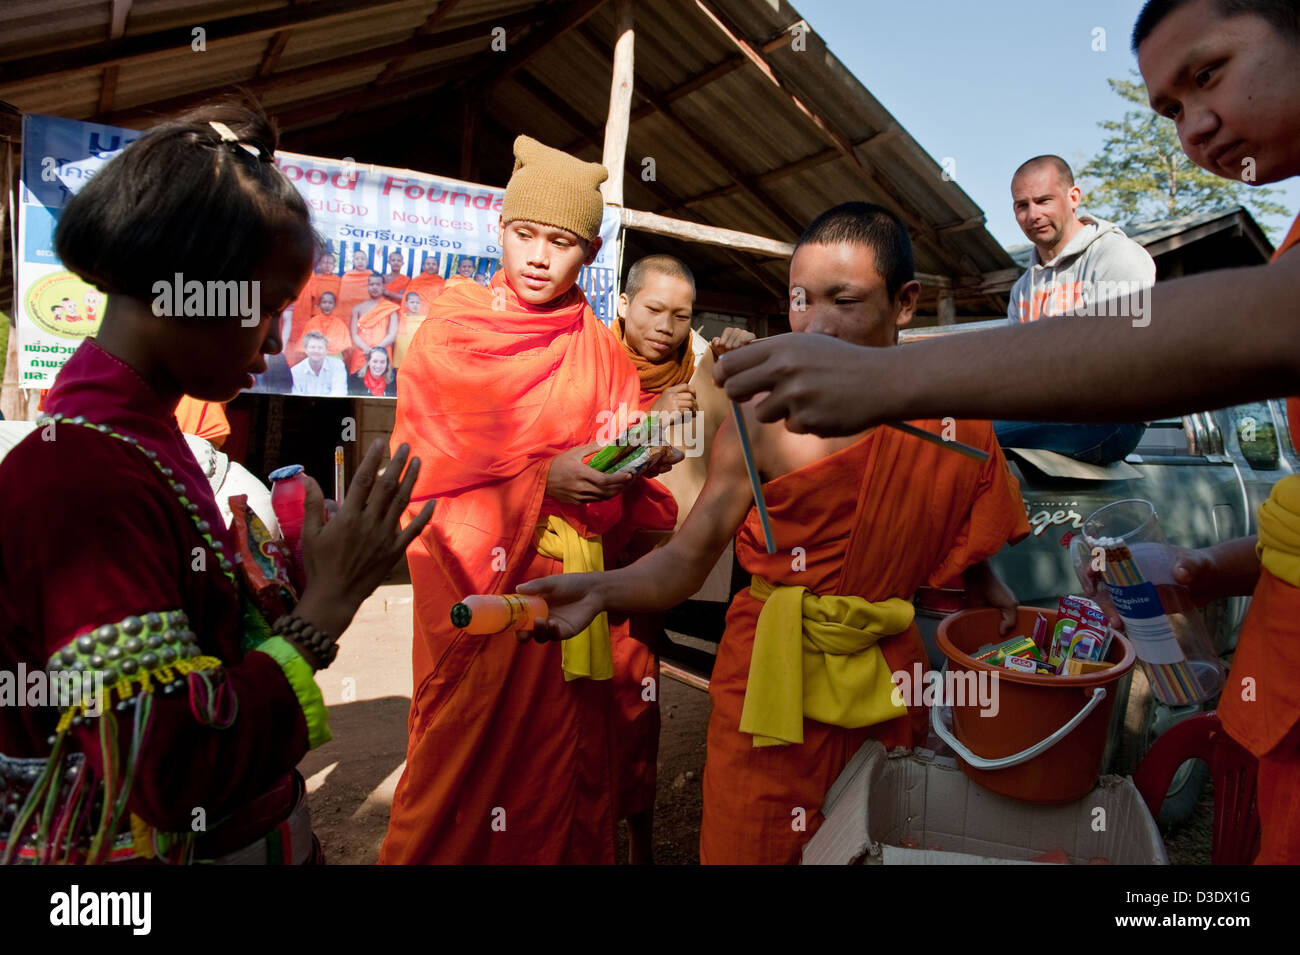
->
272 615 339 668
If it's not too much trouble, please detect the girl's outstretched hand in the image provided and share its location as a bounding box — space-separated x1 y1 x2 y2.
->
296 439 434 637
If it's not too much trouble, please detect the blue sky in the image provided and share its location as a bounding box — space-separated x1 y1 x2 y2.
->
795 0 1299 248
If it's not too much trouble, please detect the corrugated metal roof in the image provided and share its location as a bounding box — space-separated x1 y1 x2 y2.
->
0 0 1019 317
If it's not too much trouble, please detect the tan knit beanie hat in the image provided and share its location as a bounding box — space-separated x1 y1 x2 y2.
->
500 135 608 242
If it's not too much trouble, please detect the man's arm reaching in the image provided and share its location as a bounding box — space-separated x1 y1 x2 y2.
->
715 251 1300 436
520 416 755 640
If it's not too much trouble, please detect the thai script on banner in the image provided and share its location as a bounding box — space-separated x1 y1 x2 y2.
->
15 114 621 397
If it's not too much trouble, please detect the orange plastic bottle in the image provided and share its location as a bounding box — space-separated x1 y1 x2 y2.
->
450 594 549 634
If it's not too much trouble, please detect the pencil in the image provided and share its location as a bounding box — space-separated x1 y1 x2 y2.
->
334 446 345 504
731 402 778 554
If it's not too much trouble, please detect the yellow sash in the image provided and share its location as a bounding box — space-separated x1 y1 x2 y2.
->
739 575 914 747
535 515 613 681
1257 475 1300 586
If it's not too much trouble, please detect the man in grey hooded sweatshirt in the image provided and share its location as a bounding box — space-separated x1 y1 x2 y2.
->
995 155 1156 463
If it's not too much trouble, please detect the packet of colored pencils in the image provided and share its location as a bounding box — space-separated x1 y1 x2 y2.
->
588 413 664 473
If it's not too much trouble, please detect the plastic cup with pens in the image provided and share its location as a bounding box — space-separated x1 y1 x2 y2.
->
1074 498 1225 705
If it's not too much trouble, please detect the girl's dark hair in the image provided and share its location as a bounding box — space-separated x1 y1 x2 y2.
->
55 97 317 305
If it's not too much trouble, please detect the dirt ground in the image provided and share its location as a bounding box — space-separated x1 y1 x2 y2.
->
298 584 710 865
300 583 1209 865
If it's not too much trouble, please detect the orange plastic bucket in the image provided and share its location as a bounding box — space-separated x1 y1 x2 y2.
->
934 606 1135 803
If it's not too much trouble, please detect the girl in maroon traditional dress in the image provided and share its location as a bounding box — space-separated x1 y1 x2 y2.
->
0 101 432 864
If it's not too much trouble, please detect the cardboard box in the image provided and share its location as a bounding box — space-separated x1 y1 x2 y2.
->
802 741 1168 865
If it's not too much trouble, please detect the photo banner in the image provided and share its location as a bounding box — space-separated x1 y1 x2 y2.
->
16 113 622 399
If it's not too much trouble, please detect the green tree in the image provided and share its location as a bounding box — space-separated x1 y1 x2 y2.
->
1080 73 1287 235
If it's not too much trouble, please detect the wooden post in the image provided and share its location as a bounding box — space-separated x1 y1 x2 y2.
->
459 87 477 181
1 130 39 422
937 291 956 326
600 0 634 204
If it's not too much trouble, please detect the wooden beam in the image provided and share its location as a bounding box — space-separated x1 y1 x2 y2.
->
621 208 793 258
257 30 293 79
760 22 807 54
97 0 133 119
559 53 745 155
575 23 804 239
516 67 789 302
109 0 133 39
663 144 844 211
692 0 951 260
514 67 692 219
272 61 474 130
721 251 788 300
459 87 477 181
967 267 1021 294
937 216 987 235
476 0 612 97
694 289 778 314
600 0 634 205
936 291 956 326
92 10 542 126
97 66 119 114
373 0 463 87
659 53 746 103
0 0 414 90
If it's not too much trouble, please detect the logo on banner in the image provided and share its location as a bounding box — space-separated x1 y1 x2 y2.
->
25 271 105 338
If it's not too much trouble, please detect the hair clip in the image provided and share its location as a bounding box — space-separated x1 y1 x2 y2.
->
208 120 266 161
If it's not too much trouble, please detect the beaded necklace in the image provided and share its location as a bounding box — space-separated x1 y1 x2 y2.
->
38 412 237 584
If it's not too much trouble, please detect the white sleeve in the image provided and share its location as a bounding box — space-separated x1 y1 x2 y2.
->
1092 236 1157 288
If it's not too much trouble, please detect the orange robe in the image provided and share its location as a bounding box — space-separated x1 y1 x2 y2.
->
700 420 1028 864
347 302 398 374
335 269 373 327
385 273 409 298
392 308 427 369
405 274 445 309
1218 210 1300 863
379 273 676 864
607 385 672 821
173 397 230 449
287 312 352 367
289 273 340 343
443 276 476 292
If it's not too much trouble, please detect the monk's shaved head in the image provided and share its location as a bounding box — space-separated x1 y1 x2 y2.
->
1132 0 1300 52
796 202 914 301
1012 155 1075 189
625 255 695 303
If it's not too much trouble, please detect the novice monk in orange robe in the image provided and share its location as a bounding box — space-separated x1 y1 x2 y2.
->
1198 211 1300 864
346 274 398 374
522 203 1029 864
606 254 756 863
289 251 340 343
406 255 446 307
392 291 428 369
335 248 374 322
442 256 479 291
380 136 681 865
383 250 409 302
289 291 352 367
173 396 230 449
